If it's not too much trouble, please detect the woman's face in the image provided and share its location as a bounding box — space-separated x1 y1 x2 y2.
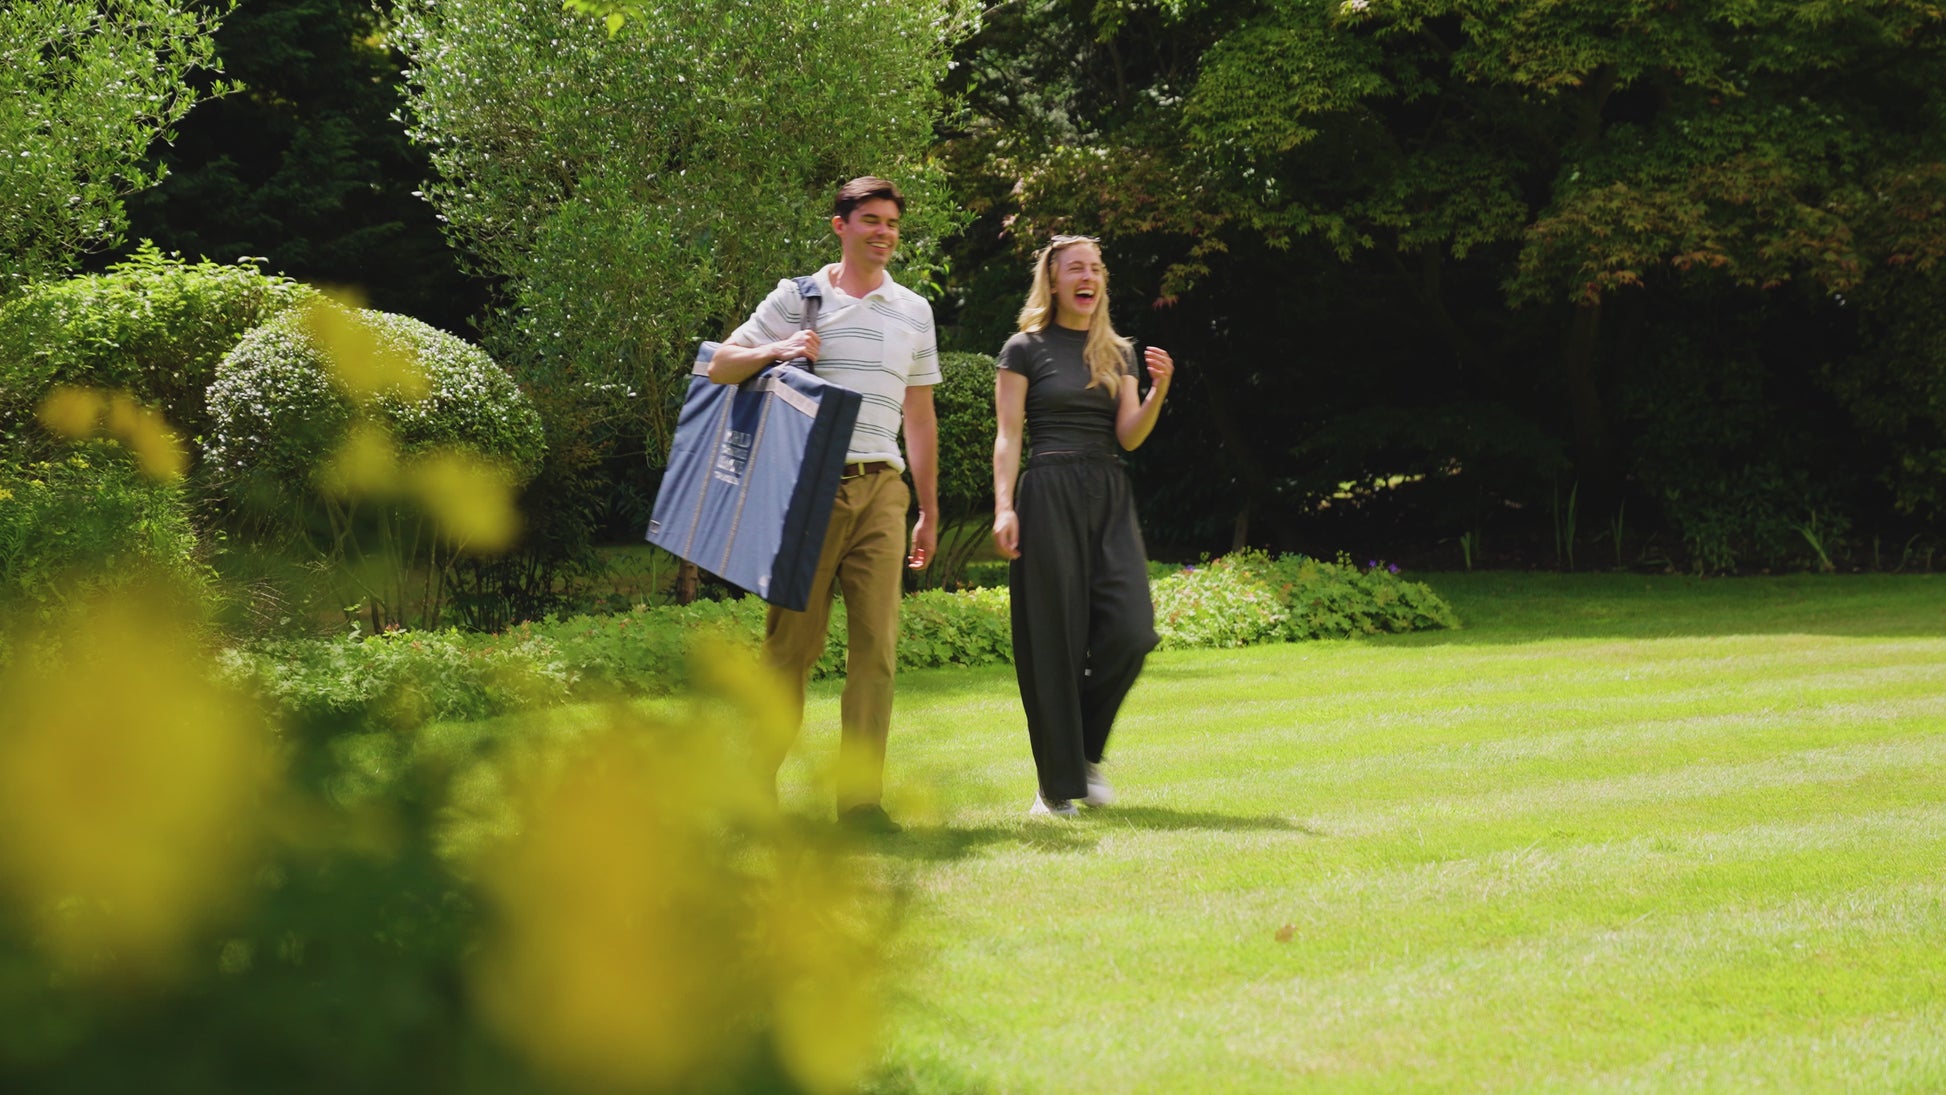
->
1050 241 1105 328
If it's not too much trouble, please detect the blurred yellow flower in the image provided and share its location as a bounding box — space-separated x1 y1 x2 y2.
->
104 392 188 482
302 291 430 404
406 448 521 553
470 648 887 1094
34 387 187 482
0 587 277 974
471 723 745 1092
36 385 104 439
317 420 399 498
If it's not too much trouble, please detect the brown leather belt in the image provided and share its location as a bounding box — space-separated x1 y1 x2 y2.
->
841 460 895 480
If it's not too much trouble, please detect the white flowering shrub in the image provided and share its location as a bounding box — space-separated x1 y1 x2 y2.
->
207 306 545 483
206 304 546 631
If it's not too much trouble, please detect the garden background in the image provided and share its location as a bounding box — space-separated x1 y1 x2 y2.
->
2 0 1944 1092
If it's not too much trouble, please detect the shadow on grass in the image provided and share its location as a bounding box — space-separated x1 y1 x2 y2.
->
858 807 1318 864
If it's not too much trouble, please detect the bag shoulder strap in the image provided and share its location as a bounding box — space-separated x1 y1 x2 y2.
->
791 275 823 373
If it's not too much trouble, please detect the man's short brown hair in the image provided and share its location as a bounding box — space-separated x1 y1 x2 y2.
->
834 176 905 220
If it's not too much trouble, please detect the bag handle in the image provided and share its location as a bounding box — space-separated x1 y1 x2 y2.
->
786 275 823 373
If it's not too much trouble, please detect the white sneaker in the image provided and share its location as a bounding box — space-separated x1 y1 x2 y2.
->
1083 763 1115 807
1029 792 1078 818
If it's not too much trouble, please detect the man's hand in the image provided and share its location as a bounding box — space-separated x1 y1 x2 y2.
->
771 329 820 364
907 509 936 570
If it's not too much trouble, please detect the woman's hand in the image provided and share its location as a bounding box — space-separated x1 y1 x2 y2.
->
1144 344 1174 392
992 508 1021 560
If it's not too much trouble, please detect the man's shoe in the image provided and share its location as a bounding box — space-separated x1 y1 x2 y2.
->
1029 792 1079 818
1083 762 1115 807
839 804 903 835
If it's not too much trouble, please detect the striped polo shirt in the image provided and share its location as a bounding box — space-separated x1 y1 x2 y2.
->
727 264 939 470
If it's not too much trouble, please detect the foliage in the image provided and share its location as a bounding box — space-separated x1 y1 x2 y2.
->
393 0 963 448
218 625 576 730
0 0 235 296
116 0 484 334
206 300 545 629
393 0 967 557
1830 266 1946 524
1621 310 1863 572
0 244 315 460
939 0 1946 565
0 585 890 1095
915 351 1001 588
207 302 545 483
228 553 1453 734
1150 550 1458 649
0 454 210 636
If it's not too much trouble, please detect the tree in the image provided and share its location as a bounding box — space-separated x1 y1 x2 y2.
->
393 0 964 457
393 0 966 605
0 0 233 296
944 0 1946 565
115 0 486 334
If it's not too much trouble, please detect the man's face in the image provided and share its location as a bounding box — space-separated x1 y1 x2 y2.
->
833 197 901 271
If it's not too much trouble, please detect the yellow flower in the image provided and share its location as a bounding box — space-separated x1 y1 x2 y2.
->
470 720 747 1092
103 392 188 483
316 420 399 498
301 291 431 404
0 586 277 974
469 646 886 1093
36 385 104 439
35 386 187 482
405 448 521 553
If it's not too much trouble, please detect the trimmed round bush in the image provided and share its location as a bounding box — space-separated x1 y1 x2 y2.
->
0 243 316 459
206 303 546 484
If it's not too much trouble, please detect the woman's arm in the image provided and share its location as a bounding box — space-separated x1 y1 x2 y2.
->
992 369 1028 559
1116 344 1175 450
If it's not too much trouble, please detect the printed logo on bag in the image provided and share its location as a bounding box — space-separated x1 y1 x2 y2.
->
712 429 753 486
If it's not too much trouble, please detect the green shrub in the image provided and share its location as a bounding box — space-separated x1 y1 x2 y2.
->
206 304 545 484
205 303 547 630
914 351 1000 589
1152 550 1459 649
0 453 211 630
218 626 575 732
228 552 1457 734
0 244 315 460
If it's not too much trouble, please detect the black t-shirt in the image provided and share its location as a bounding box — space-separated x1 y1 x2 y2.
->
996 326 1133 455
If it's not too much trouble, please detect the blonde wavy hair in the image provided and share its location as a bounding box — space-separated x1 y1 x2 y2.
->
1015 235 1133 390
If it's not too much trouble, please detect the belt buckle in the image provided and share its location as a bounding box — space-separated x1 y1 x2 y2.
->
842 461 867 480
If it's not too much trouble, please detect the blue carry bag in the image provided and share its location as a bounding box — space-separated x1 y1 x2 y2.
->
645 277 863 612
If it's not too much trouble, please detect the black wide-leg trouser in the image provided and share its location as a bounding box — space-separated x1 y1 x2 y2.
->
1010 450 1160 802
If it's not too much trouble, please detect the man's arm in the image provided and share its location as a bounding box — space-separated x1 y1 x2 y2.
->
903 383 939 570
705 281 819 384
705 329 820 385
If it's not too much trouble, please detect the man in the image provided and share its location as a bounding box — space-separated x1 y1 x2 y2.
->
707 176 939 834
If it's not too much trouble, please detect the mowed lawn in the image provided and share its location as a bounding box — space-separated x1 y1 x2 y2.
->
771 574 1946 1094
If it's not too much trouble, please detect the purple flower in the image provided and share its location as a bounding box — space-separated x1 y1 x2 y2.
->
1388 564 1400 574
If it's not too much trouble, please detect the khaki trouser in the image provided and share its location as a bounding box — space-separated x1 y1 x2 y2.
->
760 464 908 810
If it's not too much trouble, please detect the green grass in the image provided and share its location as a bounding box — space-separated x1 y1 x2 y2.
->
766 573 1946 1093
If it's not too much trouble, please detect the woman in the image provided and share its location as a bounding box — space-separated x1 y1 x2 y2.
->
992 235 1176 817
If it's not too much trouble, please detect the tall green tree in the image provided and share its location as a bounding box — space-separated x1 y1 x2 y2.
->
945 0 1946 563
393 0 964 458
0 0 232 296
117 0 485 334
